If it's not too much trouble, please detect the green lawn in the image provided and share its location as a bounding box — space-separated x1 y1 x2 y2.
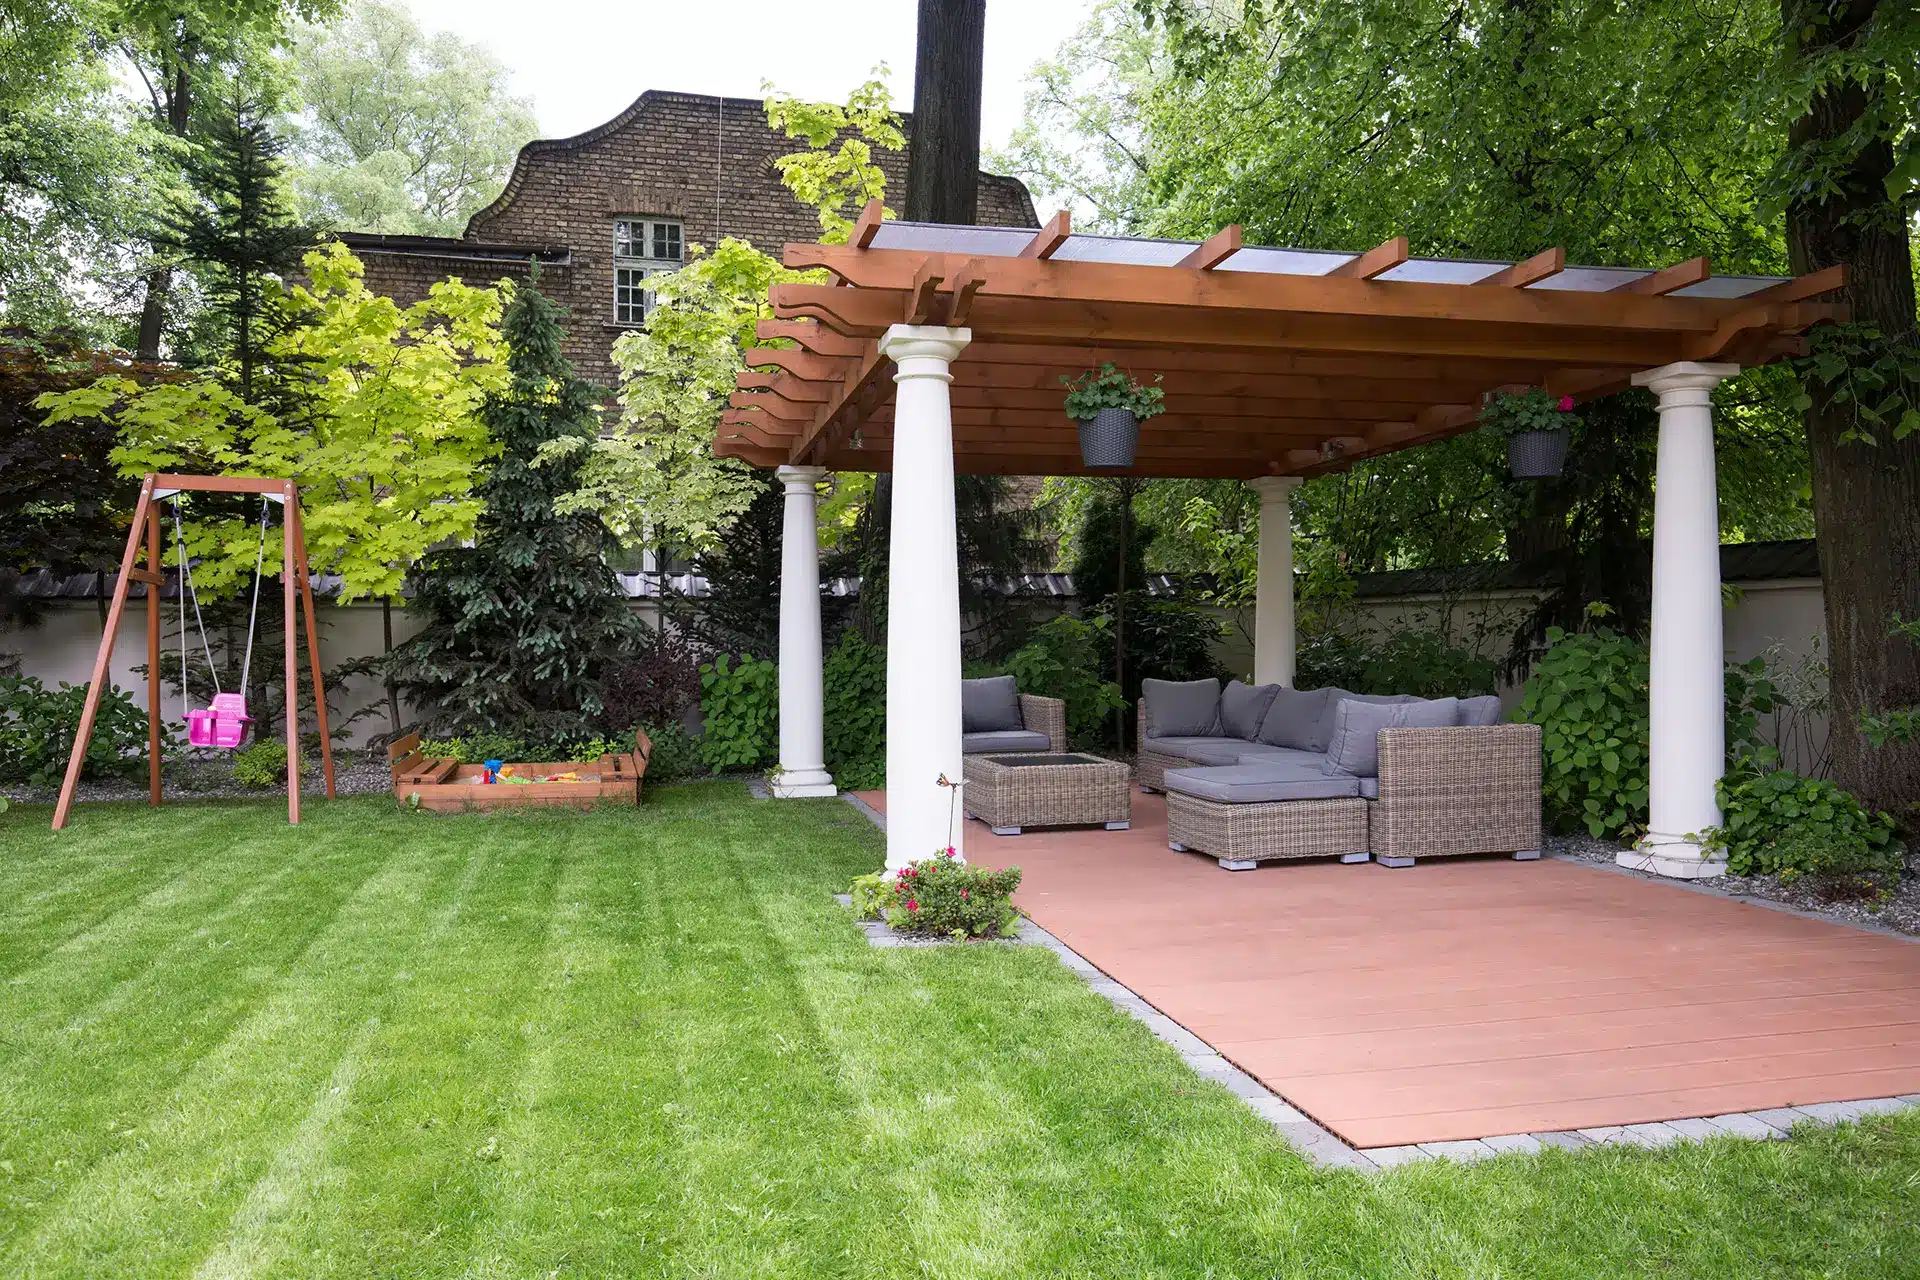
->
1 787 1916 1278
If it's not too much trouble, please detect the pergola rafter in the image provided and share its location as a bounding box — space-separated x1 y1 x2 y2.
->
719 207 1845 479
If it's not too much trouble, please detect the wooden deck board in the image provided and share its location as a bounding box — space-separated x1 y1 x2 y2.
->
855 786 1920 1146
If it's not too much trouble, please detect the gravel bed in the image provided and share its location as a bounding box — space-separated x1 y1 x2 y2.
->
1550 831 1920 938
2 752 394 806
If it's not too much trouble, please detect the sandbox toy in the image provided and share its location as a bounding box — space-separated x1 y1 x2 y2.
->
388 729 652 812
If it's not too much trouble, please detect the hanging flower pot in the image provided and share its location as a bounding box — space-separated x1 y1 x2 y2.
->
1482 390 1577 479
1062 363 1165 470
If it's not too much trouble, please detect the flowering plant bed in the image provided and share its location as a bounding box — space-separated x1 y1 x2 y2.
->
388 729 652 812
850 849 1023 940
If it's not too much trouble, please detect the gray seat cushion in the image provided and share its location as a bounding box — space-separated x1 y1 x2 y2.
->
1322 696 1461 778
1231 744 1331 770
1143 735 1245 766
963 728 1054 754
1141 677 1221 737
1459 694 1504 726
1257 685 1335 750
1162 762 1363 803
1218 680 1280 739
961 675 1023 733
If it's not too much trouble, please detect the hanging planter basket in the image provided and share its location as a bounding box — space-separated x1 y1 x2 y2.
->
1075 406 1140 469
1507 428 1571 478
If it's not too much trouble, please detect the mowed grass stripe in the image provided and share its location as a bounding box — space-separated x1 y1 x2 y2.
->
197 814 569 1277
0 804 257 977
0 815 404 1243
4 804 476 1274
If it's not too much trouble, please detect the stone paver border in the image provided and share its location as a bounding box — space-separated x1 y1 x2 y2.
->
840 793 1920 1171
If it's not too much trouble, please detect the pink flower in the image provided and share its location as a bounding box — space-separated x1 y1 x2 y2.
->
942 846 956 858
906 899 918 911
960 889 969 900
1557 395 1575 412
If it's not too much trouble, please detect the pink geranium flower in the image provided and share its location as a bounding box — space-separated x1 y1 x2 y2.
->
1558 395 1575 412
906 899 918 911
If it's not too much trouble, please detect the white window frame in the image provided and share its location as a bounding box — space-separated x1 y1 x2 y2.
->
612 218 684 325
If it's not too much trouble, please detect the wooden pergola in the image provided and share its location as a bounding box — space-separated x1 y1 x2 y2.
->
716 204 1844 480
718 204 1847 878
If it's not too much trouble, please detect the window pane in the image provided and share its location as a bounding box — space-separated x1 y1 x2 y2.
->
654 222 682 260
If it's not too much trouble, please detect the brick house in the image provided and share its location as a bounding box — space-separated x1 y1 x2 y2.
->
340 90 1038 388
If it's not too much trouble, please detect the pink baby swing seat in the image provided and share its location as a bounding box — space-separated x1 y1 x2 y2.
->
186 692 252 748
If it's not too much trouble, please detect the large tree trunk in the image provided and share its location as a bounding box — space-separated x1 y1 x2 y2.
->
905 0 986 224
135 56 193 360
1782 0 1920 818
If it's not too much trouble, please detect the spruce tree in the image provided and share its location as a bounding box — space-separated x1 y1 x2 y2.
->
389 277 644 745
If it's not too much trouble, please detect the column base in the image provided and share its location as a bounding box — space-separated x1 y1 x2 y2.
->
771 769 837 799
1618 835 1726 880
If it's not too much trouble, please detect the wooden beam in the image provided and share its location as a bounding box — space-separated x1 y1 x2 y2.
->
743 347 854 381
850 198 885 249
1019 210 1071 260
151 473 296 496
789 342 890 464
904 258 946 324
949 258 987 324
1613 256 1711 296
728 392 812 422
1747 264 1849 304
1476 247 1565 288
754 319 865 357
1177 225 1242 270
1330 236 1409 281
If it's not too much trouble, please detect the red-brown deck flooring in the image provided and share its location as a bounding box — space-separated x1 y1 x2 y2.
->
856 786 1920 1147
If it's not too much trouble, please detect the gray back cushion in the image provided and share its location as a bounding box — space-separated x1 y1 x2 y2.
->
961 675 1023 733
1257 685 1334 750
1142 677 1221 737
1218 680 1280 740
1323 696 1461 778
1459 694 1504 726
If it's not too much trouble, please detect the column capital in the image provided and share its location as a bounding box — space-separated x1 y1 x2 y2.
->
1248 475 1303 503
775 464 827 490
878 325 971 370
1632 361 1739 407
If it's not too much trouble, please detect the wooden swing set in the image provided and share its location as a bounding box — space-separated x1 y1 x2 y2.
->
51 473 336 830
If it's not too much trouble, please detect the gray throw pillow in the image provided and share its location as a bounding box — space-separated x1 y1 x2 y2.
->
1142 677 1222 737
1459 694 1504 726
1323 696 1461 778
1218 680 1280 740
1257 685 1334 750
961 675 1023 733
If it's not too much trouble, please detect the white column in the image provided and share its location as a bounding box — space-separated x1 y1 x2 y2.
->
1249 476 1301 686
772 464 835 798
877 324 971 869
1620 361 1738 879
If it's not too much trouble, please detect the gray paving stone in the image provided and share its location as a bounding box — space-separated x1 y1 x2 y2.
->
1748 1107 1813 1132
832 893 852 906
1138 1012 1214 1057
1246 1096 1306 1124
1418 1139 1497 1162
1576 1126 1632 1145
1899 1094 1920 1106
1705 1112 1786 1140
1663 1117 1723 1142
1182 1051 1229 1071
1192 1063 1274 1102
1361 1145 1427 1168
1274 1122 1377 1171
1530 1130 1593 1151
1481 1133 1543 1155
1620 1122 1686 1147
1798 1097 1912 1124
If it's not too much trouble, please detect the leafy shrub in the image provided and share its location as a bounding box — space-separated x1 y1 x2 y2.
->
850 849 1022 940
1515 627 1774 839
1099 596 1225 700
232 739 290 789
417 732 640 764
1297 627 1497 699
639 720 701 782
699 652 778 772
1004 615 1126 746
600 629 706 733
823 631 886 790
0 674 148 787
1712 756 1903 880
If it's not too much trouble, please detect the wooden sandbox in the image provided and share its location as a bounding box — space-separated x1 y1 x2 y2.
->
388 729 652 812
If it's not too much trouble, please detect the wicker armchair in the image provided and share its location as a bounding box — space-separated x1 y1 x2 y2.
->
1369 724 1542 861
1019 693 1068 753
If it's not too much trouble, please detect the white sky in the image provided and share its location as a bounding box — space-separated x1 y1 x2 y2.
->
395 0 1093 154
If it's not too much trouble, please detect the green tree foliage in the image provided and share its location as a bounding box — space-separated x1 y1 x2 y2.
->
387 277 642 744
764 70 904 243
286 0 539 235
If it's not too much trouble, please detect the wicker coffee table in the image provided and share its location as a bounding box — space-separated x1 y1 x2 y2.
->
963 752 1132 836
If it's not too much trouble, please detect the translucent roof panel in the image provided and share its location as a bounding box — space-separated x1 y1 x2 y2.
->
1528 266 1648 292
1049 234 1193 266
1376 259 1508 285
1672 275 1783 299
868 222 1034 255
1218 246 1354 276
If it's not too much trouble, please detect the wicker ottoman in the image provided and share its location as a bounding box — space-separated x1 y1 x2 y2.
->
963 752 1132 835
1165 790 1371 870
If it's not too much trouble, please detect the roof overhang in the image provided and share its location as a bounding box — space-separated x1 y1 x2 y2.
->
716 209 1848 479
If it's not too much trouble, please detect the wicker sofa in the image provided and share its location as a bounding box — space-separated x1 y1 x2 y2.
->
961 675 1067 754
1137 678 1541 869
